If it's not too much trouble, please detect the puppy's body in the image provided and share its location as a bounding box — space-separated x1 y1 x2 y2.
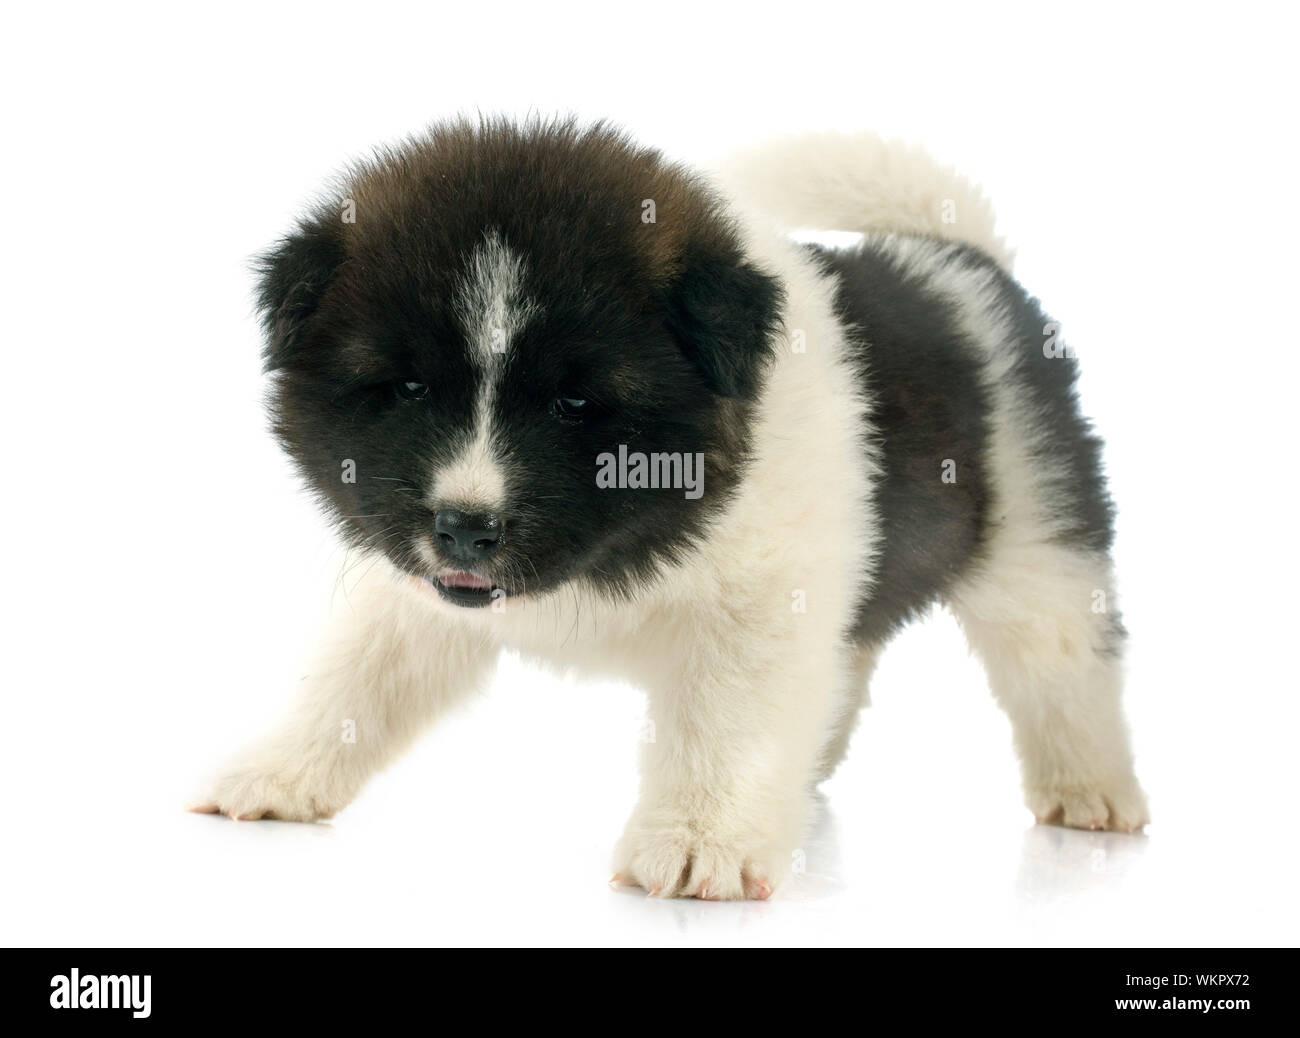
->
195 120 1147 899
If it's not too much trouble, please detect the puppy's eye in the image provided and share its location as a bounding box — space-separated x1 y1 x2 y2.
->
553 395 589 419
396 380 428 400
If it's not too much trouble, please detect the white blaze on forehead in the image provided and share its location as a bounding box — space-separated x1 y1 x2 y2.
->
453 230 541 362
430 232 540 511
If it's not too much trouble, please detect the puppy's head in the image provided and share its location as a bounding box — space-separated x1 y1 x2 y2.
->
257 118 783 608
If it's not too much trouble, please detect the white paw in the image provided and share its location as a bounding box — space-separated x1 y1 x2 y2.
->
612 819 780 900
1027 776 1149 832
186 757 344 823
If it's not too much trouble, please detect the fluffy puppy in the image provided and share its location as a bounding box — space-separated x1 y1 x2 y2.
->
191 118 1148 900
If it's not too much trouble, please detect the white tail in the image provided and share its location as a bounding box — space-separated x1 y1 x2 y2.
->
717 131 1013 271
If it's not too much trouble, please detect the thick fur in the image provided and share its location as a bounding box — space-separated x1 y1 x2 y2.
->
717 130 1014 270
193 120 1148 899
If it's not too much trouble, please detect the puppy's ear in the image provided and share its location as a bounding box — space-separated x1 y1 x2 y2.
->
663 243 784 399
255 215 345 371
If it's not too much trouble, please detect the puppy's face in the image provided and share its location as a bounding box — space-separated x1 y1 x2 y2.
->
258 120 781 607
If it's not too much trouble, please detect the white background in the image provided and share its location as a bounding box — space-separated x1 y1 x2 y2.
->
2 2 1297 947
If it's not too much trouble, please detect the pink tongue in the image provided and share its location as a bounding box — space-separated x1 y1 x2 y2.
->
440 571 492 590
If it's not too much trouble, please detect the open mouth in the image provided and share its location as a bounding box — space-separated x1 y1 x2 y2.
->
433 569 504 608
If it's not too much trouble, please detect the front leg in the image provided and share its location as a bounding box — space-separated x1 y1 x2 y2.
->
189 563 496 821
613 618 847 900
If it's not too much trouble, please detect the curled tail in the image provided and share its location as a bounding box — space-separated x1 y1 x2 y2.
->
716 131 1013 271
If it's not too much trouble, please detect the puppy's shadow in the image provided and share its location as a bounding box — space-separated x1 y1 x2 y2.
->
784 791 847 900
187 811 337 841
1014 822 1148 904
610 792 844 931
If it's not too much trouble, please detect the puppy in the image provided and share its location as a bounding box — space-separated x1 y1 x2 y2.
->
191 118 1148 899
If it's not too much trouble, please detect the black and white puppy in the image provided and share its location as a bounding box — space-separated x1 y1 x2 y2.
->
192 119 1148 900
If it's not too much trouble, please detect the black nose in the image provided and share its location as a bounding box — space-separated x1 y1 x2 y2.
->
434 509 502 561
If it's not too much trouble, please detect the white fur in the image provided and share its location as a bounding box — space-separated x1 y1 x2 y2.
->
714 130 1014 271
190 572 498 821
430 426 505 512
195 133 1146 899
454 230 540 363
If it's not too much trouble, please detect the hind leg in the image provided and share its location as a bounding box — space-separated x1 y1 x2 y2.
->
817 643 881 781
949 544 1148 831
